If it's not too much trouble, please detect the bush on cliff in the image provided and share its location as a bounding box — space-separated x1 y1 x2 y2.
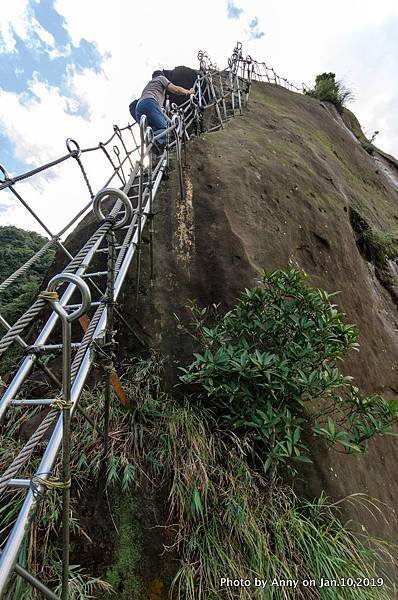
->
305 72 352 111
125 355 397 599
179 270 398 476
0 226 55 323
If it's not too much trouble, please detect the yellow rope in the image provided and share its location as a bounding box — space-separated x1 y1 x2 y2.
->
50 398 73 410
38 290 59 302
32 475 71 490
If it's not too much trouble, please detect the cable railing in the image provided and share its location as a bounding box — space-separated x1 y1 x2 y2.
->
0 42 300 599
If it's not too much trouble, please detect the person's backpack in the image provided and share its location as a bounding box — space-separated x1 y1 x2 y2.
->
129 99 138 122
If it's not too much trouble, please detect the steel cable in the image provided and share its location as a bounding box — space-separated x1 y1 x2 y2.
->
0 44 304 593
0 238 58 294
0 408 58 497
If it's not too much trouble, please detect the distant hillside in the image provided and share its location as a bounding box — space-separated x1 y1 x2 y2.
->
0 226 55 325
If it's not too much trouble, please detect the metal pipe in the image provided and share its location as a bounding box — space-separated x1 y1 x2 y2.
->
46 273 91 600
208 73 224 128
219 73 228 121
135 117 147 306
23 343 81 352
11 400 55 406
61 314 71 600
66 303 100 310
103 229 116 457
7 479 31 488
147 135 154 283
0 550 60 600
82 271 108 278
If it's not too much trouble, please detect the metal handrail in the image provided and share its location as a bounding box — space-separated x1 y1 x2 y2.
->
0 42 301 596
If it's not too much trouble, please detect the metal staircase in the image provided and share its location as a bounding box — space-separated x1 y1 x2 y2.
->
0 43 301 598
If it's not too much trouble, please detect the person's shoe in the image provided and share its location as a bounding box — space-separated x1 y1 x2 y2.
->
152 143 165 162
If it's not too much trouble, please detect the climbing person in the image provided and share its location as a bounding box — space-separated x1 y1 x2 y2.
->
128 99 139 122
135 70 195 151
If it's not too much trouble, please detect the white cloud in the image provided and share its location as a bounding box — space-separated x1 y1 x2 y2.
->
1 75 84 165
1 0 398 235
0 0 31 54
0 71 138 236
0 1 59 55
30 17 56 48
48 43 71 60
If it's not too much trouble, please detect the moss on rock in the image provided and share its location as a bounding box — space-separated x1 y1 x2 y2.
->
102 494 142 599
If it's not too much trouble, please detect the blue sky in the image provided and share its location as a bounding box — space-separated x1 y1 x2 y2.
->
0 0 397 232
0 0 104 170
0 0 102 98
0 0 105 182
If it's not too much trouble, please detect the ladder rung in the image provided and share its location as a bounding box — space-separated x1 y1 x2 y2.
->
120 223 140 230
8 479 31 488
65 302 100 309
129 181 149 189
12 399 56 406
26 343 81 352
82 271 107 278
95 245 124 254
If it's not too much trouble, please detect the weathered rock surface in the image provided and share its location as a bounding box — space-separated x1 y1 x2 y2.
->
48 78 398 587
136 80 398 547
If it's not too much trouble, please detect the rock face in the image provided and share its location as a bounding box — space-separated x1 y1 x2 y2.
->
131 80 398 546
163 65 198 105
49 77 398 583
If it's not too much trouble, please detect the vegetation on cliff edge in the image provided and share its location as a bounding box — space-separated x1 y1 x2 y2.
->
305 72 352 112
1 270 397 598
179 270 398 477
0 226 55 324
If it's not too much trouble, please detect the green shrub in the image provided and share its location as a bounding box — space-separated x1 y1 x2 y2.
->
3 353 396 599
122 356 397 599
305 72 352 111
0 226 55 325
358 229 398 267
180 270 398 475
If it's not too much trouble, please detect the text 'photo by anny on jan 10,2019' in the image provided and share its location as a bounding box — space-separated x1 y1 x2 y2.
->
0 1 398 598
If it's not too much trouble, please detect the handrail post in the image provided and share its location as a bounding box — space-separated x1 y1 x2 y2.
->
91 185 133 453
103 227 116 457
46 273 91 600
136 116 148 305
172 114 184 201
145 129 155 283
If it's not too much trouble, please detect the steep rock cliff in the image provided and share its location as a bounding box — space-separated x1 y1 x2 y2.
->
127 80 398 545
48 79 398 586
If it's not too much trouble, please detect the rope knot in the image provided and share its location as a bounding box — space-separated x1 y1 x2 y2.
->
30 474 71 499
50 398 73 410
23 345 40 356
39 290 59 302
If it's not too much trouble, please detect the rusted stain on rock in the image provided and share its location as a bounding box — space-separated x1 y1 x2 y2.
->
174 167 195 274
